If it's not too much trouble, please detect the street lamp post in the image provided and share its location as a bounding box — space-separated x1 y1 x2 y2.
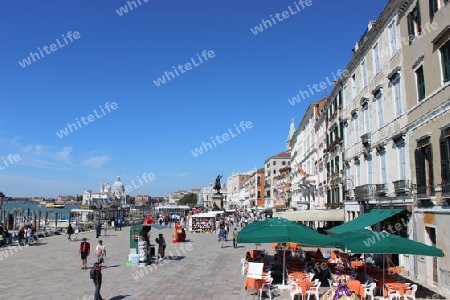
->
0 191 5 224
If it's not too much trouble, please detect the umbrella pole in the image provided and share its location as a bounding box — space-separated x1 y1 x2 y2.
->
382 254 385 297
283 248 286 286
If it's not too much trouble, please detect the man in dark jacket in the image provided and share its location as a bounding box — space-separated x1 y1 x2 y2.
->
92 262 103 300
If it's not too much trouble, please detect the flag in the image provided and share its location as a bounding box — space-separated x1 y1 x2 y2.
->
297 165 307 177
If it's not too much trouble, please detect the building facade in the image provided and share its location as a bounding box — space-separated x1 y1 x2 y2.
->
264 152 291 208
399 0 450 295
226 171 252 207
314 98 328 209
290 101 325 210
337 2 414 224
198 183 227 208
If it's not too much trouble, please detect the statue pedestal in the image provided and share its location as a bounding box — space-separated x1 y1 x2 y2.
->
212 193 223 209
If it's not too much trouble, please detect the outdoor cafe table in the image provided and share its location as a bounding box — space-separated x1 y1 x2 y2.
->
289 271 309 281
347 279 365 298
245 272 269 291
291 280 315 297
384 282 411 297
350 261 365 269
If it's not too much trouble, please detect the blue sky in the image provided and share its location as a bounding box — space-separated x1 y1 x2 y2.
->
0 0 388 197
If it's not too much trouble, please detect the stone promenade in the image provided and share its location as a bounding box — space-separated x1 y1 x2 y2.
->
0 226 445 300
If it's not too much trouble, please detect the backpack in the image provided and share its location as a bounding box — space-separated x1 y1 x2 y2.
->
90 266 100 280
81 242 89 254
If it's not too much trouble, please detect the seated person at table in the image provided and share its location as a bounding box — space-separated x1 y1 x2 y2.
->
365 255 374 264
245 251 254 262
260 253 269 266
323 250 331 259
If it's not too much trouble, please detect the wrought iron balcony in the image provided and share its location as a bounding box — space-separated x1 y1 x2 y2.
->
393 180 410 194
361 133 371 146
416 185 435 199
375 183 388 196
354 184 376 201
442 182 450 198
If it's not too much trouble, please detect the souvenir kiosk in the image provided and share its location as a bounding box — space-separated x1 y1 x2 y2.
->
129 216 156 265
188 212 220 233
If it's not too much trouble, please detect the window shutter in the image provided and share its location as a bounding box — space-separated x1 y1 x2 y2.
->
407 13 414 43
440 139 450 183
425 145 434 189
415 148 425 187
416 3 422 34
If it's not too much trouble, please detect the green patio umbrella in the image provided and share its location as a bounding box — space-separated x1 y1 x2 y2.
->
237 217 337 246
333 229 443 296
333 229 443 257
237 217 338 287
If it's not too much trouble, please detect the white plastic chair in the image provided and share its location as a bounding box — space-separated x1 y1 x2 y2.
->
306 280 321 300
364 282 376 300
403 284 417 300
385 284 401 300
259 277 273 300
308 273 315 281
290 282 303 300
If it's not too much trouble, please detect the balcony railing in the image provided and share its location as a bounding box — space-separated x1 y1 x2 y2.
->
442 182 450 198
361 133 371 146
416 185 435 199
375 183 388 196
393 180 410 194
354 184 376 201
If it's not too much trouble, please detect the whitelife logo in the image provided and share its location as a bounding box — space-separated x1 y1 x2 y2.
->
153 50 215 87
190 121 253 158
18 31 81 68
0 154 21 171
56 102 118 139
250 0 313 35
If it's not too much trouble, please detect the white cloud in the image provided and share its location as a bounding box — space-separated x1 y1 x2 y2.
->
82 155 111 168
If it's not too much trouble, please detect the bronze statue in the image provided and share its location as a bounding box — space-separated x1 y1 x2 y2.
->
214 174 222 193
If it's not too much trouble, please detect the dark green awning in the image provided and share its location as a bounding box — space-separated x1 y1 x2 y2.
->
328 208 404 234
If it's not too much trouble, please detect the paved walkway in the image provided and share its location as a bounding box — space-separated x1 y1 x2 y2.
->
0 226 445 299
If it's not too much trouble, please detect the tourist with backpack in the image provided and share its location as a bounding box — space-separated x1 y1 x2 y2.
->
90 262 103 300
79 237 90 270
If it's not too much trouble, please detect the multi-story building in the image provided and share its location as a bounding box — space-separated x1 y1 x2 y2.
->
168 190 189 204
290 101 326 209
314 98 328 210
336 2 414 224
226 171 252 207
264 151 291 208
274 166 291 208
398 0 450 295
244 168 265 208
324 83 345 211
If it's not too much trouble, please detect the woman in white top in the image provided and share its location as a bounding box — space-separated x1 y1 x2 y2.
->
96 240 106 264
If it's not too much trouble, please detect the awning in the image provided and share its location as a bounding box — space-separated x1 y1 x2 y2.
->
191 212 220 218
275 209 344 222
328 208 404 234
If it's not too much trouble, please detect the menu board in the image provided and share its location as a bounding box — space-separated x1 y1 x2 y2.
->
247 262 264 279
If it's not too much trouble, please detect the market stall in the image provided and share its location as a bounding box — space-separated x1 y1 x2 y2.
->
188 212 220 233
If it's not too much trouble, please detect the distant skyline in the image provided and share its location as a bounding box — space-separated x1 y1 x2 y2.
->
0 0 388 197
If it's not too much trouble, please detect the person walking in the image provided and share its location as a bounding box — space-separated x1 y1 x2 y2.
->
118 218 123 231
91 262 103 300
155 233 166 261
102 221 109 237
67 223 74 241
95 239 106 264
79 237 90 270
74 224 80 241
232 227 238 248
95 222 101 238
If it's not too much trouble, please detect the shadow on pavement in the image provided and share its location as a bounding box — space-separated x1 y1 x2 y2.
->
165 256 186 261
109 295 131 300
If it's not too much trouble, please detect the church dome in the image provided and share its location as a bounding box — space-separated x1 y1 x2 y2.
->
112 176 125 192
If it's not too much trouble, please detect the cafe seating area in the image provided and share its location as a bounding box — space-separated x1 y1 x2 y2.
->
242 245 419 299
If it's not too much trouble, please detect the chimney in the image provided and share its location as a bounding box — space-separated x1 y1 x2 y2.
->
334 80 338 87
368 21 375 30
